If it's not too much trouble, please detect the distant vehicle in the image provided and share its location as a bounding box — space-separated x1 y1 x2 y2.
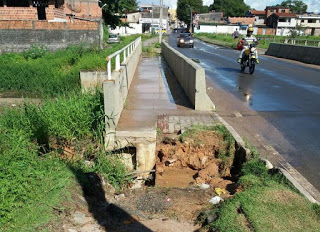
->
107 34 120 44
173 28 189 34
177 33 194 48
155 28 166 34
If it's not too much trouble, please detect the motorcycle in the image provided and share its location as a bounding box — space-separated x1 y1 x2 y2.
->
240 41 258 74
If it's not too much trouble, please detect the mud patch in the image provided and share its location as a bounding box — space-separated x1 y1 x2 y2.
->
114 187 213 223
155 128 239 195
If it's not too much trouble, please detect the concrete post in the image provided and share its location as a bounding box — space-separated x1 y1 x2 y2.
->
99 19 104 49
159 0 163 43
107 60 111 80
116 54 120 71
136 142 156 177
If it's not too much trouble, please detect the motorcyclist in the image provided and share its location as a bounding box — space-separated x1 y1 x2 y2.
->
238 27 259 64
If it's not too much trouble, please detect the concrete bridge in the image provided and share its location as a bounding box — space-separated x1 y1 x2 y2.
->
80 37 217 177
80 36 320 203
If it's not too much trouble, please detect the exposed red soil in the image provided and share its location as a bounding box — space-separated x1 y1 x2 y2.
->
156 131 236 195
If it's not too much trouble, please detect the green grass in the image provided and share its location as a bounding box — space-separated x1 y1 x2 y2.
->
0 123 74 231
142 44 160 55
0 35 139 97
0 90 127 231
0 37 143 230
194 33 320 50
141 33 158 42
199 159 320 232
142 35 162 56
194 33 238 49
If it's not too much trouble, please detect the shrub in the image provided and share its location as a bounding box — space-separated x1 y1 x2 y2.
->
0 35 139 96
23 45 48 60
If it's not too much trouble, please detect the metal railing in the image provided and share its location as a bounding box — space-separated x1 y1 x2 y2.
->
283 38 320 47
106 36 141 80
257 37 320 47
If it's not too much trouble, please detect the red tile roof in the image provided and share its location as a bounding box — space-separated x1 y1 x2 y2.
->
251 10 265 15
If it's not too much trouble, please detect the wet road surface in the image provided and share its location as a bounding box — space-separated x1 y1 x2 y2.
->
168 34 320 190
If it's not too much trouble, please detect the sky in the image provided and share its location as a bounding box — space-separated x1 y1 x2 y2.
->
138 0 320 13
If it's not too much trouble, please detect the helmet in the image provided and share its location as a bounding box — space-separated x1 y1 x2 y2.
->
247 27 254 33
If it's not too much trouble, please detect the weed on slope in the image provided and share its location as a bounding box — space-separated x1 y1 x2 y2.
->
0 91 127 231
0 35 139 97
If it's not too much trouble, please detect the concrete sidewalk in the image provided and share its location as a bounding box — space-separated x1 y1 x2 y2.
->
116 57 193 134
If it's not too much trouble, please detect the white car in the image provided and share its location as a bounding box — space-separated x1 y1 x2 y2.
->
107 34 120 44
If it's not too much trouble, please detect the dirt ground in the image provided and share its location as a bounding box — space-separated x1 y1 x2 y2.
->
155 131 237 192
49 129 239 232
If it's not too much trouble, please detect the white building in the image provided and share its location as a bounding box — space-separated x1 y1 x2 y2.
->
266 13 297 36
297 14 320 36
245 10 266 25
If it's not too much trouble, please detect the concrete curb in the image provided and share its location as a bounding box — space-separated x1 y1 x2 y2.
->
214 112 320 204
161 41 215 111
266 43 320 65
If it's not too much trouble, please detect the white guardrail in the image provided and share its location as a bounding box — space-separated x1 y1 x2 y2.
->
283 38 320 47
259 36 320 47
106 36 141 80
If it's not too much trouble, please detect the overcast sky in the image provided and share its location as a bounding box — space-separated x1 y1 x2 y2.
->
138 0 320 12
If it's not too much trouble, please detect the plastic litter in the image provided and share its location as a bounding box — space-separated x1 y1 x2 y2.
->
198 183 210 190
215 187 227 196
209 196 223 205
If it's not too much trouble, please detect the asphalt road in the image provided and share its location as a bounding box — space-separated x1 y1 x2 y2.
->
168 34 320 190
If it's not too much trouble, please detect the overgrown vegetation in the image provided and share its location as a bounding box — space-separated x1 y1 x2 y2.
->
194 33 238 49
198 156 320 231
0 35 139 97
142 40 162 56
0 90 128 231
0 35 142 230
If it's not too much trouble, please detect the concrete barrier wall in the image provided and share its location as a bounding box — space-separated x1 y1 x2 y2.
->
0 20 103 53
161 42 215 111
80 71 106 91
266 43 320 65
103 42 142 135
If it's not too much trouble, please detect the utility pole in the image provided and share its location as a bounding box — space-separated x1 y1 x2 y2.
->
190 7 192 33
151 3 154 34
159 0 163 43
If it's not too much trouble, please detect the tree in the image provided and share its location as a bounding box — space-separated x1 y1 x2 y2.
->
99 0 138 28
177 0 203 27
209 0 250 17
200 5 210 13
280 0 307 14
289 25 305 37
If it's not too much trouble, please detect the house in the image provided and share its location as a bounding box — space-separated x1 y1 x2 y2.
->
266 12 297 36
0 0 102 22
138 4 169 33
265 6 291 19
196 12 224 24
297 14 320 35
121 12 141 23
245 10 265 25
139 4 169 20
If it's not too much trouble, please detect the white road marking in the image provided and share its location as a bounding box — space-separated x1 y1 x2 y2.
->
234 112 243 118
